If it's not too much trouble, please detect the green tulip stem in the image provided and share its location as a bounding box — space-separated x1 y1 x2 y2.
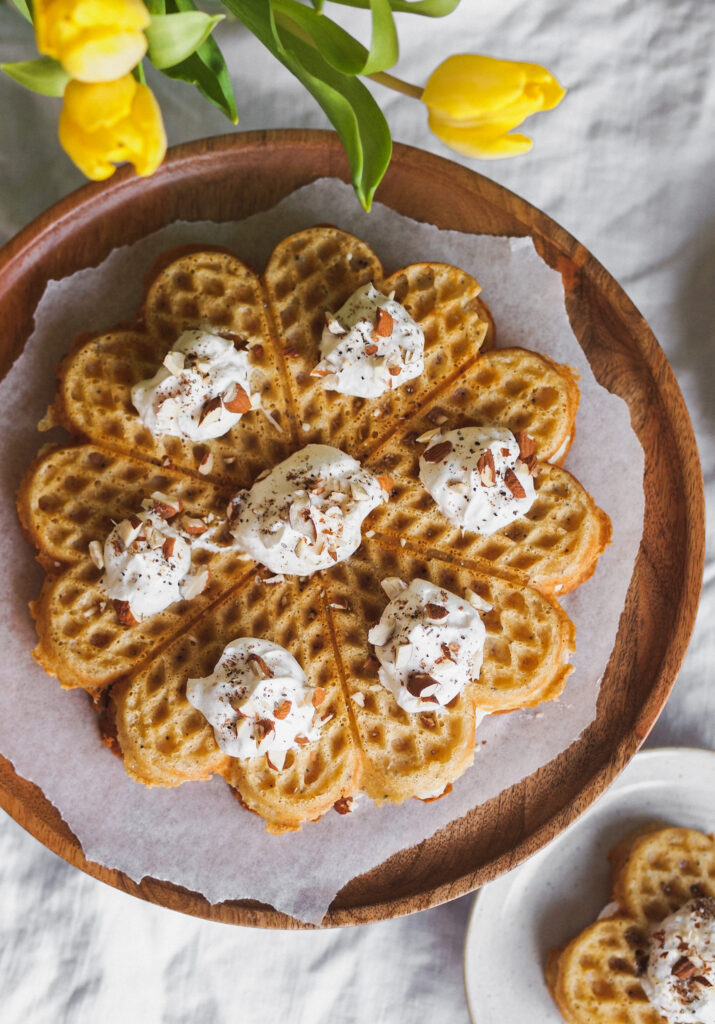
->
367 71 423 100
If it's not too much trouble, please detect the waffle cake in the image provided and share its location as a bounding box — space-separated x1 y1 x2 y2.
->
18 228 611 832
546 826 715 1023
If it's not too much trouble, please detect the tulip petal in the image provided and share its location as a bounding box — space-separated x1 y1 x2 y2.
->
59 106 117 179
129 83 167 175
423 55 529 120
63 76 136 131
35 0 150 79
72 0 150 33
428 112 533 159
61 29 148 81
59 76 166 180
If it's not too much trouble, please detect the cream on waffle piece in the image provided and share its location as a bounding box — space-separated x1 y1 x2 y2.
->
263 226 490 458
321 539 574 803
112 574 361 834
18 443 253 692
51 248 293 487
364 348 610 595
546 826 715 1024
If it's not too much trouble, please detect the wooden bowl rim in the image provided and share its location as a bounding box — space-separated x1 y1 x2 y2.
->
0 129 705 929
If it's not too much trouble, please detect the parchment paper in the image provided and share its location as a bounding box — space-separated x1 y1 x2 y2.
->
0 180 644 925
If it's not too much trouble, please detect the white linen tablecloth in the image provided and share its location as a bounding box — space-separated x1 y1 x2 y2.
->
1 1 713 1021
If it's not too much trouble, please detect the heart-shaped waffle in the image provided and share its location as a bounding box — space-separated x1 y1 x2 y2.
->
18 228 610 830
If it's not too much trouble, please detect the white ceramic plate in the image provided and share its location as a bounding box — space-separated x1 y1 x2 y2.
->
463 747 715 1023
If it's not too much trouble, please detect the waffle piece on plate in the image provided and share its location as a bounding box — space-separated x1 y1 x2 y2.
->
112 574 361 834
546 825 715 1023
609 826 715 924
263 226 491 457
18 443 252 693
546 916 663 1024
52 248 293 488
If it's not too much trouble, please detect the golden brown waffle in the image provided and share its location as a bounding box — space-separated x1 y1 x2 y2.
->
546 916 664 1024
362 347 609 595
379 347 581 465
546 825 715 1022
19 443 254 692
610 826 715 924
112 575 361 834
19 230 614 830
365 457 611 597
53 249 293 488
322 539 575 804
263 226 490 459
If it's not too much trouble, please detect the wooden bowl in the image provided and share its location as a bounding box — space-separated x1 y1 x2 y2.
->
0 130 704 928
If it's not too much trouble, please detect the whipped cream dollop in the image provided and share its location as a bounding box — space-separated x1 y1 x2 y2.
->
186 638 324 771
642 897 715 1023
368 578 487 714
131 329 256 441
99 497 207 621
419 425 536 537
311 282 425 398
228 444 387 575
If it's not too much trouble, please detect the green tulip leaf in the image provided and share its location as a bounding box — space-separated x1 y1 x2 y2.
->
147 0 237 123
273 0 368 74
274 0 397 75
224 0 392 209
363 0 398 74
327 0 461 15
146 11 225 70
0 56 69 96
9 0 33 23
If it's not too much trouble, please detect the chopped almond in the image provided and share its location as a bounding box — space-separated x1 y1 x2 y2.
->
477 449 496 486
374 308 394 338
247 652 273 678
423 440 453 463
183 516 208 536
406 672 439 699
425 603 448 620
223 383 252 414
113 600 137 627
273 700 291 720
312 687 326 707
515 431 536 460
504 468 527 499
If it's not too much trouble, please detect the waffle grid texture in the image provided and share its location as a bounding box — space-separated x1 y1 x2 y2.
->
546 826 715 1023
18 229 610 830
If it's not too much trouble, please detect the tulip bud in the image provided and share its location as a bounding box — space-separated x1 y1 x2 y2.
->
58 74 167 179
35 0 150 83
422 54 566 159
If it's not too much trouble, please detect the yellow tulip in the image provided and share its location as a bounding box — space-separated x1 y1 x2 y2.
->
35 0 150 83
58 75 166 179
422 54 566 159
